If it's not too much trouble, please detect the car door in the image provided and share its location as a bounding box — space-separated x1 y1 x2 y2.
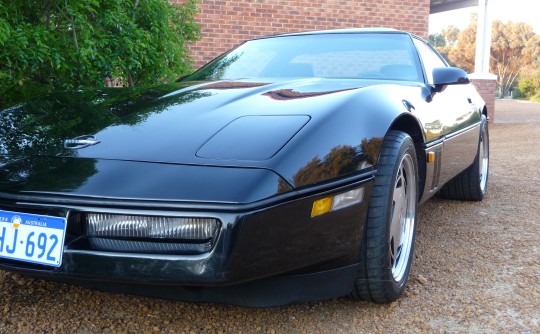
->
413 38 481 189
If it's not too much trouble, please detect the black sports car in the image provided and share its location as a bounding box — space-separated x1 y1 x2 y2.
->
0 28 489 306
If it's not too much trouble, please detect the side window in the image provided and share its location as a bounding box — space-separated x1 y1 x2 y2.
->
413 39 447 84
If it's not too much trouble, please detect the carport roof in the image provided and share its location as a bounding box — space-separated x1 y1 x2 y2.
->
430 0 478 14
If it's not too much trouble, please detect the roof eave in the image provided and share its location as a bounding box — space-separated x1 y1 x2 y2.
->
430 0 479 14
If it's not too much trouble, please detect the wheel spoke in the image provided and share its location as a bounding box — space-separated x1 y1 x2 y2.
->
479 127 489 193
390 166 406 264
389 154 416 282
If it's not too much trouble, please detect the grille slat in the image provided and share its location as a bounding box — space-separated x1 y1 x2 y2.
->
85 213 220 255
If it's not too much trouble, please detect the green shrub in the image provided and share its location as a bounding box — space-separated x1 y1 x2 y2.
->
516 75 539 99
0 0 200 109
530 91 540 103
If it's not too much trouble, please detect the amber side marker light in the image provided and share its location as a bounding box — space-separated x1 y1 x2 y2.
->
311 187 365 217
427 152 436 163
311 197 333 217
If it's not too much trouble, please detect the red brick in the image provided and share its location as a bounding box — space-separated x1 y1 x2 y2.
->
174 0 430 68
471 79 497 123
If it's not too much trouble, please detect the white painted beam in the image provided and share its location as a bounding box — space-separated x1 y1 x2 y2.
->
430 0 478 14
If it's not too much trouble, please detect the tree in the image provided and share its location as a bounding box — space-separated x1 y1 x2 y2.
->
441 25 461 47
0 0 200 109
491 21 540 97
429 33 447 47
430 25 461 65
448 24 477 73
449 20 540 97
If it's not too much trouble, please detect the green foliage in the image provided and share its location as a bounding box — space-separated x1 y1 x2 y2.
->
0 0 200 109
429 33 446 47
531 92 540 102
514 68 540 100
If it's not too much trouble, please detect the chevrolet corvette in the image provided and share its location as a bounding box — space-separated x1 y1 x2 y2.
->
0 28 489 306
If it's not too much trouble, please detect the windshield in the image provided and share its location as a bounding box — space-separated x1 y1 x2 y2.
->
184 33 422 82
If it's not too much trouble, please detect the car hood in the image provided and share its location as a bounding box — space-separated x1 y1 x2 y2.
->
0 156 290 204
1 78 404 197
1 78 374 164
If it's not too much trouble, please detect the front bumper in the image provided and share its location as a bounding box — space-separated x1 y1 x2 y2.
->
0 176 373 305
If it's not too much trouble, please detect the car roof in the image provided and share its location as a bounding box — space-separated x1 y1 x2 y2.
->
252 28 406 41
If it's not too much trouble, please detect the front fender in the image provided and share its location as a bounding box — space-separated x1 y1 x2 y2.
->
272 84 422 188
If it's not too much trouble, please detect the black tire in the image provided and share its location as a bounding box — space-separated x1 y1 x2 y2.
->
351 130 419 303
438 115 489 201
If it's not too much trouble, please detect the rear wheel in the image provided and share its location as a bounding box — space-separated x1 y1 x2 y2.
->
351 130 418 303
438 115 489 201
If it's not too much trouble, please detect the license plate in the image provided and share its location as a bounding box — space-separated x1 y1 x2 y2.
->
0 209 67 267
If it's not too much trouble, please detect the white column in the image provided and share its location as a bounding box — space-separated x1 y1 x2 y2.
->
469 0 497 122
474 0 495 75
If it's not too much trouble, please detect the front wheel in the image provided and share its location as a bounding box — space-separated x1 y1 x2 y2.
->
351 130 418 303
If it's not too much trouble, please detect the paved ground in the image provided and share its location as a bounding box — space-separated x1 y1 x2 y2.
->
494 99 540 124
0 99 539 333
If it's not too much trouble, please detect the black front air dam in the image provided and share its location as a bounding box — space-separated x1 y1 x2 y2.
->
57 263 360 307
0 177 373 306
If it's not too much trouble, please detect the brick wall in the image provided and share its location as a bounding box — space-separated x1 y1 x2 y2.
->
471 78 497 122
172 0 431 69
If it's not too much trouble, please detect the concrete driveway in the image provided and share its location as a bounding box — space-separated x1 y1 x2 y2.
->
494 99 540 124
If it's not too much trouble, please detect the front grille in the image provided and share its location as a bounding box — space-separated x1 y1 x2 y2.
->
81 213 220 255
88 238 213 255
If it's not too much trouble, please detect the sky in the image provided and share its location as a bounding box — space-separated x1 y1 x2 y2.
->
429 0 540 34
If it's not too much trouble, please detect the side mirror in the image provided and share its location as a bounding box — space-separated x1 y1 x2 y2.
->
432 67 470 92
